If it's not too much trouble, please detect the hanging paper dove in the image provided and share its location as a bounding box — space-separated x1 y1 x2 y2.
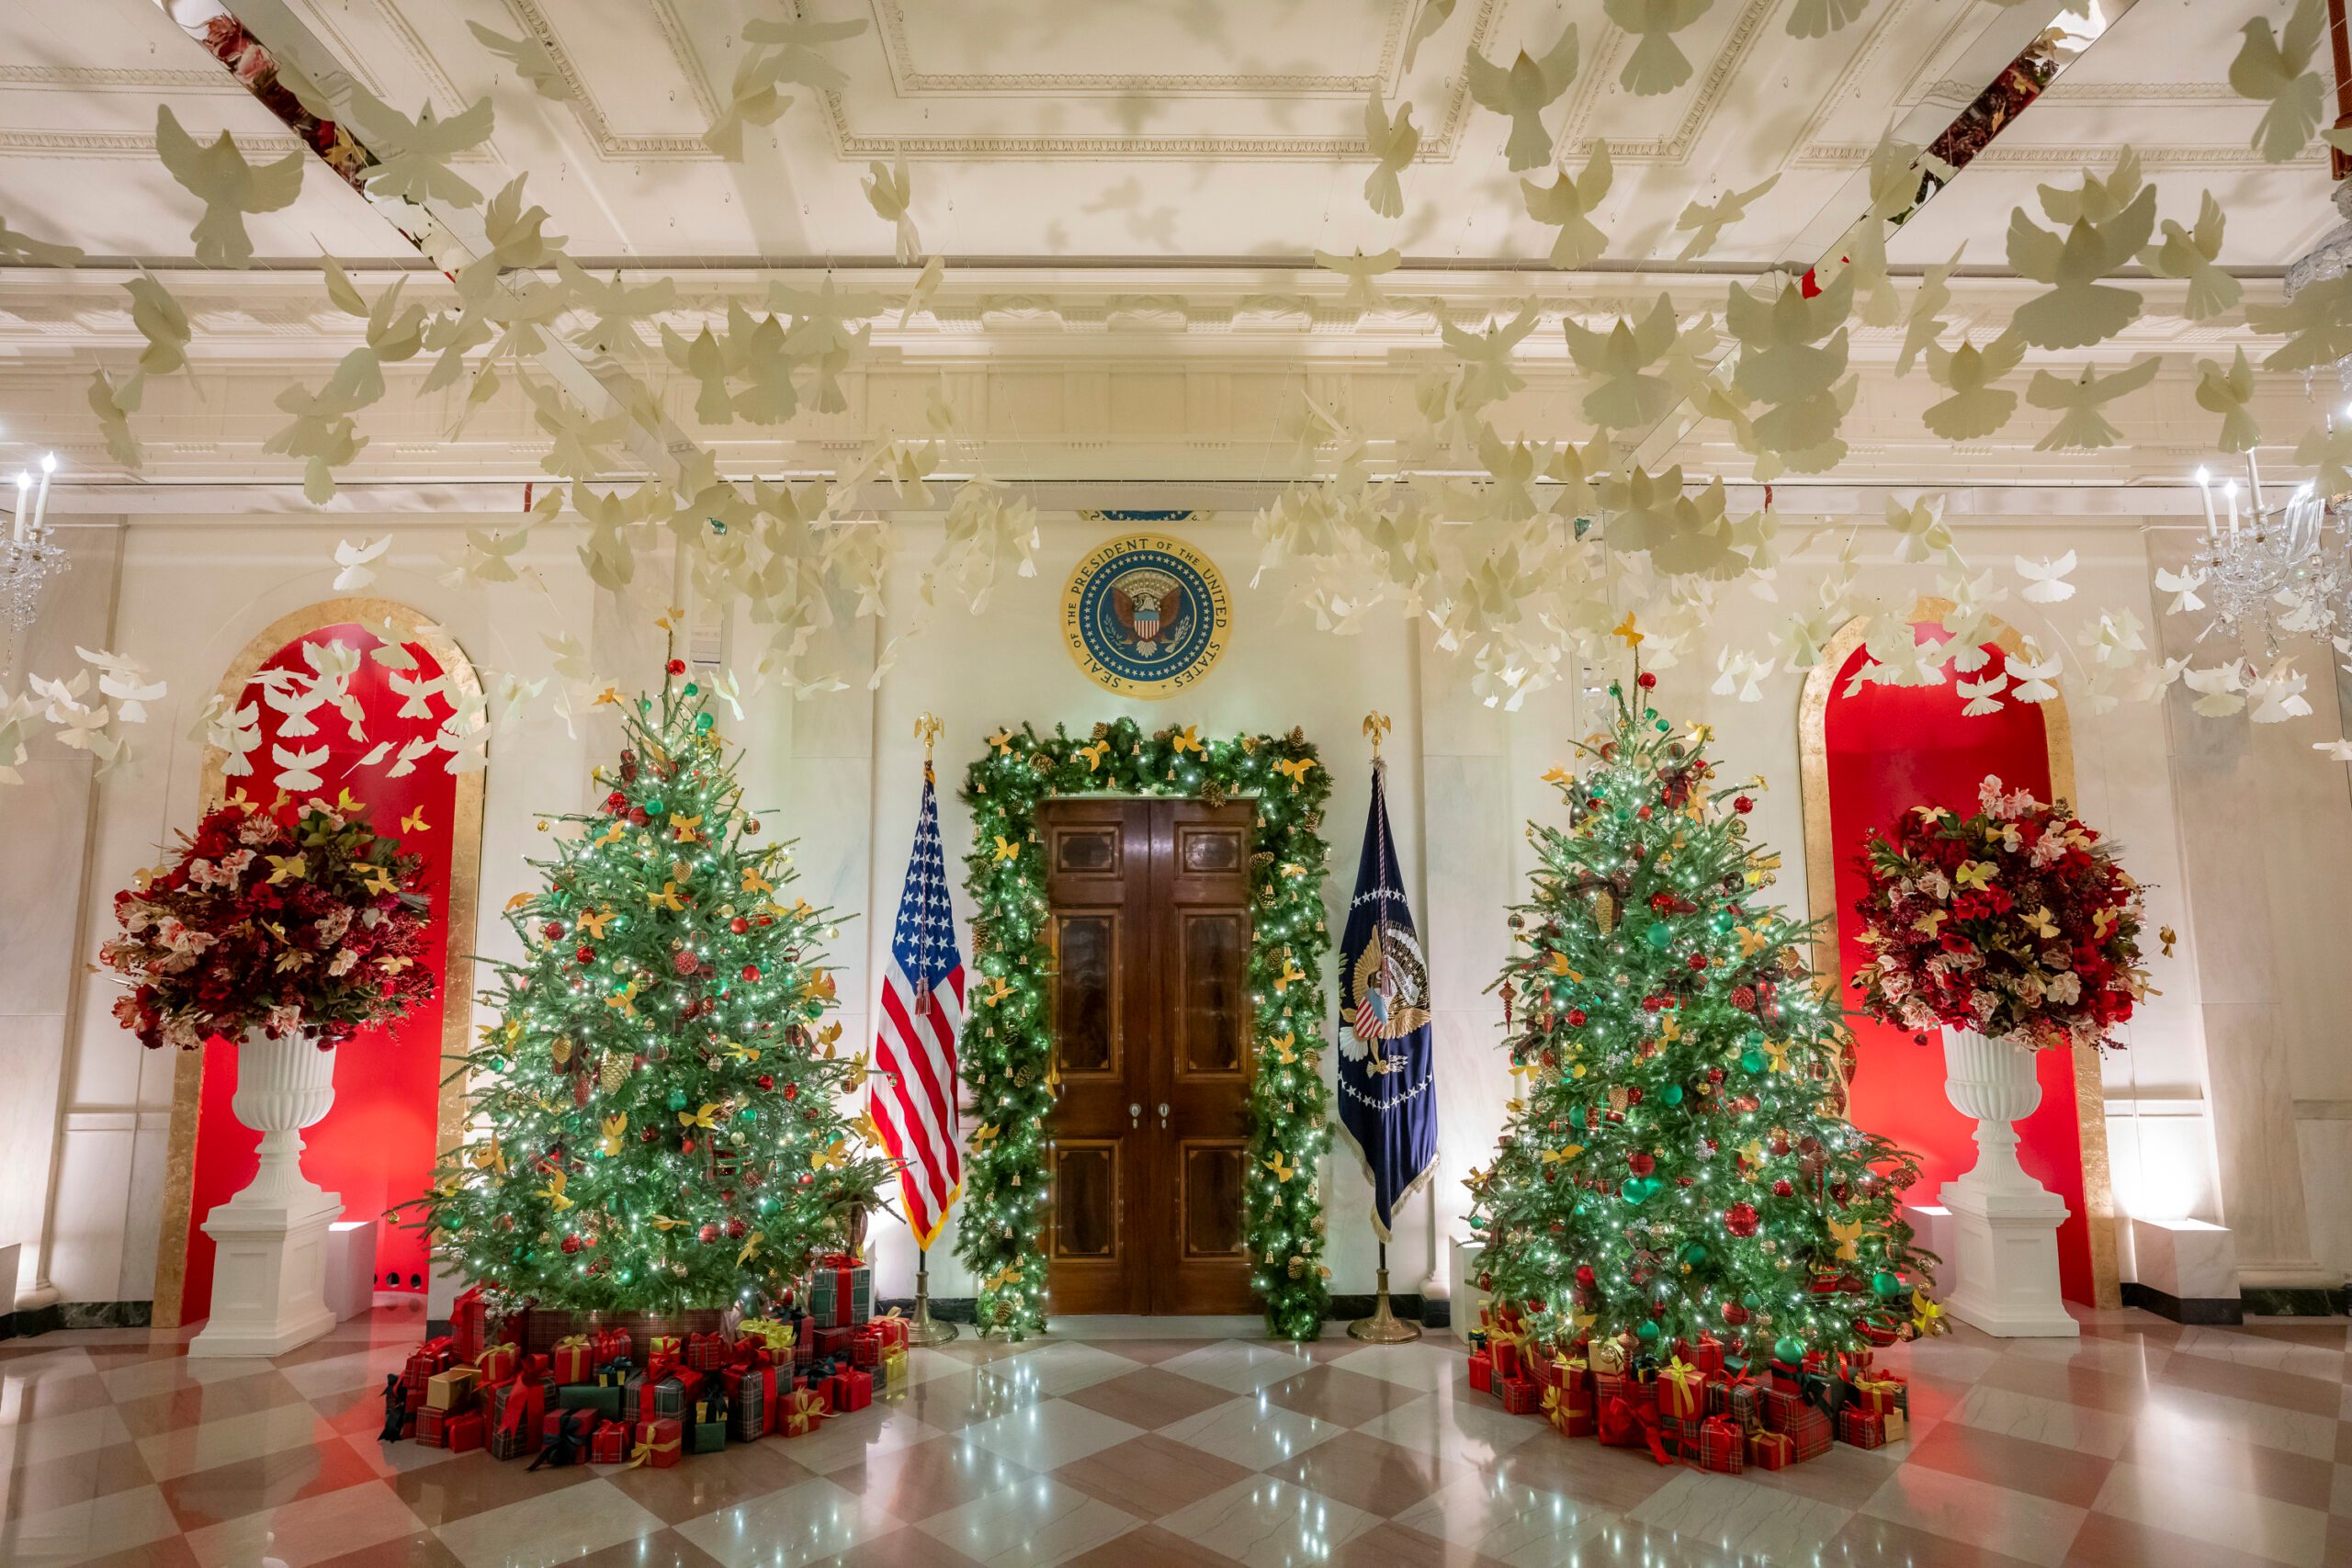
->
1563 294 1682 432
124 276 190 378
2006 647 2059 704
2014 551 2078 604
2005 167 2155 349
1362 88 1420 219
1403 0 1456 69
2143 192 2241 321
1788 0 1872 39
1313 247 1401 313
1957 671 2008 716
1521 140 1611 268
153 107 305 268
2230 0 2324 164
1922 330 2024 442
271 742 328 792
2154 567 2208 615
2194 347 2261 455
87 368 144 471
1676 175 1778 261
862 153 921 263
468 21 572 100
334 536 390 592
351 93 495 208
0 212 84 267
1462 23 1578 171
1605 0 1715 97
2028 357 2161 452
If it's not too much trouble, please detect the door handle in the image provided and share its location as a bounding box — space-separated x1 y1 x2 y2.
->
1158 1102 1170 1129
1130 1102 1142 1128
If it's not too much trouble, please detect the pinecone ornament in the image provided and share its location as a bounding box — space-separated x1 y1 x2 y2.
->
600 1052 629 1094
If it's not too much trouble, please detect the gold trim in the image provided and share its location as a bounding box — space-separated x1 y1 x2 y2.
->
153 598 487 1330
1796 597 2120 1312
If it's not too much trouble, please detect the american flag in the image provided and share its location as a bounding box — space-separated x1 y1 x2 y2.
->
873 768 965 1249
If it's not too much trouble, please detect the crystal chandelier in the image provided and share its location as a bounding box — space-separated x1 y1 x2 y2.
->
3 454 67 634
2184 455 2346 658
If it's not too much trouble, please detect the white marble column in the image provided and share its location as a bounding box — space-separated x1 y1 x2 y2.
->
0 522 124 1310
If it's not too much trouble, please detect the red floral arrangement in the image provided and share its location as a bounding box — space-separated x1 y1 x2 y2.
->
1850 776 2148 1053
100 794 435 1050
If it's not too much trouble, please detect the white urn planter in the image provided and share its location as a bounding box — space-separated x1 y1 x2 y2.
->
188 1026 344 1359
1937 1026 2078 1337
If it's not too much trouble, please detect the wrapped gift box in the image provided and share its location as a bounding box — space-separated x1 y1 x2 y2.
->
791 1314 816 1369
1489 1336 1527 1382
534 1408 597 1469
849 1327 883 1370
453 1287 489 1366
882 1347 908 1393
1785 1404 1833 1462
1760 1386 1805 1433
1542 1382 1594 1438
446 1411 485 1453
557 1383 622 1420
1536 1349 1587 1396
781 1389 826 1437
1691 1416 1743 1473
813 1325 854 1360
488 1380 546 1461
624 1368 699 1424
475 1343 520 1387
404 1337 455 1397
737 1318 795 1359
1594 1373 1654 1417
688 1417 728 1455
414 1407 449 1448
723 1364 778 1442
870 1312 910 1352
1498 1377 1540 1416
1466 1349 1494 1393
594 1358 634 1390
806 1256 872 1328
1853 1374 1908 1416
1677 1337 1725 1379
645 1335 683 1362
550 1338 595 1385
424 1368 481 1413
592 1327 633 1365
633 1418 683 1469
1746 1428 1794 1472
590 1418 635 1465
686 1331 730 1373
826 1368 873 1414
1657 1359 1706 1422
1838 1406 1906 1450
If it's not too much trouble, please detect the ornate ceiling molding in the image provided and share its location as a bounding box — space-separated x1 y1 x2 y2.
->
1556 0 1778 165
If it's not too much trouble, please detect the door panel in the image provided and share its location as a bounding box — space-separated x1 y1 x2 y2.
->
1044 796 1255 1316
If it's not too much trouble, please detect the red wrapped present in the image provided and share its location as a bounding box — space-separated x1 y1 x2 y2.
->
1466 1349 1494 1393
1594 1372 1654 1418
722 1359 780 1442
629 1418 683 1469
827 1368 873 1414
1657 1357 1706 1422
1767 1356 1803 1393
1498 1377 1539 1416
1676 1336 1724 1379
1708 1375 1761 1431
1537 1348 1588 1396
1784 1404 1833 1462
686 1331 729 1373
781 1388 826 1437
489 1377 546 1460
415 1407 449 1448
791 1314 816 1368
550 1336 595 1385
535 1408 596 1468
1541 1380 1594 1438
1760 1385 1806 1433
404 1336 455 1394
1838 1405 1906 1450
1852 1372 1907 1416
806 1253 872 1328
453 1286 488 1366
1598 1386 1672 1464
476 1342 520 1387
446 1411 485 1454
590 1418 635 1465
813 1325 854 1359
850 1327 884 1369
1489 1330 1527 1382
1746 1428 1794 1471
1801 1348 1829 1374
591 1326 632 1366
628 1360 703 1424
1691 1416 1743 1474
870 1308 910 1352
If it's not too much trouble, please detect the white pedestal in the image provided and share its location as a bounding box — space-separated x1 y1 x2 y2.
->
2130 1216 2240 1315
1448 1235 1485 1342
0 1241 20 1316
324 1220 379 1323
1901 1203 1951 1299
187 1028 343 1359
1940 1179 2079 1337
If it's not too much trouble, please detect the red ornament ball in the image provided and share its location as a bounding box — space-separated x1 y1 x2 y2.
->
725 1216 747 1239
1688 953 1709 972
542 920 563 941
667 658 686 675
1637 671 1658 690
673 950 700 976
698 1224 718 1244
1772 1179 1794 1198
605 790 628 813
797 1171 814 1187
577 945 596 964
1627 1151 1656 1178
1734 795 1754 815
756 1073 775 1090
628 807 650 827
782 1083 799 1100
1574 1264 1596 1290
1566 1009 1588 1027
1626 1087 1644 1105
1636 806 1653 820
741 964 762 983
1725 1202 1759 1237
560 1234 582 1255
730 917 750 935
640 1126 660 1144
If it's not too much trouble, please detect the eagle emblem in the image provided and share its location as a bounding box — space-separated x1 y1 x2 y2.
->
1346 925 1430 1073
1109 569 1189 659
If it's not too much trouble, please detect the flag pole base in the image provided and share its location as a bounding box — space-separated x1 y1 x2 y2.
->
907 1256 958 1346
1347 1267 1422 1344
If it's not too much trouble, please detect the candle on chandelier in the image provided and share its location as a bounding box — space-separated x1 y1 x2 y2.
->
30 452 56 537
9 472 27 546
2194 467 2216 537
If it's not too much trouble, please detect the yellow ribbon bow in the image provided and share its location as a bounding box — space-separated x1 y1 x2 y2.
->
810 1138 846 1171
1540 1144 1585 1165
737 1230 763 1265
648 882 687 912
469 1137 507 1175
1542 764 1573 787
537 1170 572 1211
1273 757 1316 784
1264 1152 1297 1182
1270 1032 1297 1065
599 1114 628 1156
968 1123 1000 1149
979 976 1012 1006
992 835 1020 862
986 1262 1023 1291
649 1214 687 1231
722 1039 760 1065
842 1051 870 1090
1913 908 1948 937
741 867 774 896
265 852 307 886
670 813 703 841
1078 739 1111 771
987 728 1014 754
1170 725 1204 754
605 978 641 1017
361 865 397 896
678 1102 718 1130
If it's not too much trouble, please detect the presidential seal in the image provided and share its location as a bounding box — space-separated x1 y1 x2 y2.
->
1061 533 1231 698
1343 924 1430 1077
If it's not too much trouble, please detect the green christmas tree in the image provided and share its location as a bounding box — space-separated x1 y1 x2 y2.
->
418 664 889 1314
1468 671 1929 1363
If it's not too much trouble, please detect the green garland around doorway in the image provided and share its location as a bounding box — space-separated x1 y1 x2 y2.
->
956 716 1335 1340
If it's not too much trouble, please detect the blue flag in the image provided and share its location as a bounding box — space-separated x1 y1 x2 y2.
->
1335 761 1436 1239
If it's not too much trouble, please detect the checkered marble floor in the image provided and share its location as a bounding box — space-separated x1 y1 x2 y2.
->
3 1302 2349 1567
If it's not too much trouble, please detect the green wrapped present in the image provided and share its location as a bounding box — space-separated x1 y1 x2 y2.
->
688 1418 728 1455
555 1383 622 1420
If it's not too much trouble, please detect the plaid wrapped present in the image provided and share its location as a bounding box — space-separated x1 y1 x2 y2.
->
488 1378 546 1461
1677 1336 1725 1378
782 1388 826 1436
531 1408 597 1471
1708 1376 1761 1431
1594 1372 1654 1417
1691 1416 1743 1474
550 1337 595 1385
624 1364 701 1424
592 1326 633 1365
1498 1377 1540 1416
424 1367 481 1413
1536 1348 1587 1396
403 1337 455 1397
850 1326 884 1369
1466 1349 1494 1393
723 1361 779 1441
1597 1384 1672 1464
1785 1404 1833 1462
1657 1357 1707 1422
630 1418 683 1469
1838 1405 1906 1450
813 1325 854 1361
453 1286 489 1366
827 1368 873 1414
1852 1372 1907 1416
590 1418 635 1465
1488 1331 1527 1382
415 1407 449 1448
791 1314 816 1369
806 1254 872 1328
870 1309 910 1352
1767 1356 1804 1393
1541 1379 1594 1438
1746 1428 1795 1471
1760 1385 1806 1433
686 1331 730 1373
446 1411 485 1453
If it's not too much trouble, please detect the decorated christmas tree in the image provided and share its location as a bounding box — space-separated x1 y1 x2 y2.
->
1468 668 1931 1365
417 659 889 1314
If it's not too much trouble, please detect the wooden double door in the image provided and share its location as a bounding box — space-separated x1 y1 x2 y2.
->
1043 798 1256 1315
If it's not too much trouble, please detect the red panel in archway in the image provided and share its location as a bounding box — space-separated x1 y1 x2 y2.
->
1824 626 2094 1305
180 622 460 1321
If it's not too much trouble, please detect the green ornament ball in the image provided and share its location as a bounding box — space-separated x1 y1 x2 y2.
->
1773 1335 1805 1364
1741 1292 1761 1311
738 1105 757 1122
1635 1320 1661 1343
1680 1242 1708 1268
1872 1271 1903 1299
684 682 700 697
646 797 665 816
1740 1048 1766 1073
1614 807 1633 823
489 1056 507 1074
695 712 715 732
1746 1030 1767 1047
1662 1084 1684 1106
1644 922 1674 950
666 1089 689 1111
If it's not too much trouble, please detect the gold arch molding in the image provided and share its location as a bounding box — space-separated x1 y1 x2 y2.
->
152 597 486 1331
1796 597 2119 1312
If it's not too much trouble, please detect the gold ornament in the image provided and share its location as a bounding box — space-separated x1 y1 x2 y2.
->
600 1052 629 1094
1595 888 1617 935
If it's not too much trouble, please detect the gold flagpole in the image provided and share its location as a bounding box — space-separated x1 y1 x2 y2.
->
1347 711 1420 1345
904 713 960 1347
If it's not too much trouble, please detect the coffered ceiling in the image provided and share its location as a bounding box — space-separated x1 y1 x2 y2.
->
0 0 2329 273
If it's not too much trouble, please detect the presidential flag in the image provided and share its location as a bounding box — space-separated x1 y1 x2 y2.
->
873 766 966 1249
1335 758 1435 1239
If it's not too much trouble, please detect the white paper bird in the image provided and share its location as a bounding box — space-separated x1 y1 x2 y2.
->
1957 671 2008 716
1462 22 1579 171
123 276 190 378
2249 660 2313 723
2154 567 2208 615
0 213 83 267
1362 89 1420 219
87 369 144 471
1711 647 1775 703
1314 247 1402 314
741 15 869 92
2143 192 2241 321
704 51 796 161
1922 330 2026 442
899 254 946 326
2183 663 2246 716
2015 550 2077 604
468 21 572 100
2193 346 2261 456
1788 0 1871 39
2007 647 2060 704
2232 0 2324 163
1563 295 1683 432
153 107 305 268
334 536 390 592
2028 357 2162 452
1522 140 1612 269
2005 174 2155 350
1403 0 1457 69
862 154 921 263
386 735 435 779
2250 273 2352 378
2314 739 2352 761
1676 175 1778 261
1605 0 1715 97
1885 493 1952 565
1894 251 1961 377
271 742 328 792
1441 305 1541 412
263 678 326 737
352 94 495 208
